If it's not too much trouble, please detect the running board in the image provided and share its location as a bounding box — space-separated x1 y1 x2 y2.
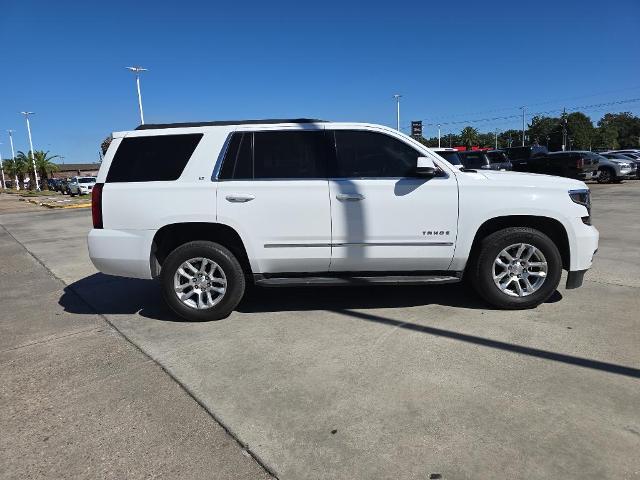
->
253 274 462 287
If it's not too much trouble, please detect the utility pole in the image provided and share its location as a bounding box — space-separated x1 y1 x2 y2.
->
126 66 148 124
437 124 441 148
7 130 18 190
494 129 499 149
392 94 402 131
561 107 567 151
449 133 452 148
520 106 526 146
20 112 39 190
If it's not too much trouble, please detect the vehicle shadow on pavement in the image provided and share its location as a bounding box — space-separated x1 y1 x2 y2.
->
58 272 562 320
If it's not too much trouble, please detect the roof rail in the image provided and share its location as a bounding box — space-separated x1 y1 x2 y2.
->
135 118 327 130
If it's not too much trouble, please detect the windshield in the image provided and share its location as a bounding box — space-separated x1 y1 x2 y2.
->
435 151 462 165
78 177 96 183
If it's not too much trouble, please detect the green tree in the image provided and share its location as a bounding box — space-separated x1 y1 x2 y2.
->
598 112 640 148
566 112 594 150
460 126 479 148
8 154 28 189
32 150 60 189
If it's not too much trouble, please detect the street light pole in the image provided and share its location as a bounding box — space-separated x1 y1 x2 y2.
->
7 130 18 190
437 124 441 148
392 94 402 131
520 106 526 147
20 112 39 191
495 129 499 149
126 66 148 125
0 147 5 189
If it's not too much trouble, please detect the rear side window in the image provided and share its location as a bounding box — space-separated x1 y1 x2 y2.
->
332 130 420 178
106 134 203 182
219 131 330 180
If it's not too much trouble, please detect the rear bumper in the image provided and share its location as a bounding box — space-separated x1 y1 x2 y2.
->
87 228 155 279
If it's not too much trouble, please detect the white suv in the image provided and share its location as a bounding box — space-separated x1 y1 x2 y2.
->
68 176 97 196
88 119 599 321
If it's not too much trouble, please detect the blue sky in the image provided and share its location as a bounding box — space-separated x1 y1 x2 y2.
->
1 0 639 163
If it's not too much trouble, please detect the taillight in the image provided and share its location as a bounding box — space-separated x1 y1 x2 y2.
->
91 183 104 229
576 158 584 168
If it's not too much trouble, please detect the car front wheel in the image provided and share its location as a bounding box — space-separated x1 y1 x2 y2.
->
160 241 245 321
469 227 562 309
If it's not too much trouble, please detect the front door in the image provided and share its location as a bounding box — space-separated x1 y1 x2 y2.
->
328 129 459 272
216 128 332 273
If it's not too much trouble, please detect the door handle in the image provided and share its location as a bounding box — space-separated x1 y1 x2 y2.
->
336 193 365 201
226 194 255 203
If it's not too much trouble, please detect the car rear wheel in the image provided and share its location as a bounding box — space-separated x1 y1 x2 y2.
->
469 227 562 309
160 241 245 321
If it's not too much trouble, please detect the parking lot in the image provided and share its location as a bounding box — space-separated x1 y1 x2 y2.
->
1 182 639 479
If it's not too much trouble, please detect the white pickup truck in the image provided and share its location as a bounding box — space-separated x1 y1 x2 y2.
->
88 119 599 321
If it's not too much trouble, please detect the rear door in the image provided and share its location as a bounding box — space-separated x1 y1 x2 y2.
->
328 128 458 272
216 129 332 273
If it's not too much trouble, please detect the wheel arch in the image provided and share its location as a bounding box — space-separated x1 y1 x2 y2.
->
466 215 570 272
151 222 252 278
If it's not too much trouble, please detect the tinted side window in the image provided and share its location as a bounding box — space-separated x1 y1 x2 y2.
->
332 130 420 178
107 134 202 182
219 131 329 179
219 132 253 180
253 131 328 179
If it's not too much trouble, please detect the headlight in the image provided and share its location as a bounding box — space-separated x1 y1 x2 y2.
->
569 189 591 225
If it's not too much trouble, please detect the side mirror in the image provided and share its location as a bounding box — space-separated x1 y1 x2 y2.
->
416 157 437 177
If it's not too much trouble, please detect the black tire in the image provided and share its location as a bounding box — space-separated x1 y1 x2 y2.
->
597 167 614 184
468 227 562 309
160 241 245 321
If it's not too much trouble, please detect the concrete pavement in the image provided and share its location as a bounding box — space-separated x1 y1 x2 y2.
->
1 183 639 479
0 214 272 479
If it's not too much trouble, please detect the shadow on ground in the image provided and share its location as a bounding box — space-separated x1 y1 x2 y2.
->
56 274 640 379
59 272 562 322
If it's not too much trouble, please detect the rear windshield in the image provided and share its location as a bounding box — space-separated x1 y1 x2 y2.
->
460 152 488 169
435 151 462 165
78 177 95 183
106 134 203 182
486 151 508 163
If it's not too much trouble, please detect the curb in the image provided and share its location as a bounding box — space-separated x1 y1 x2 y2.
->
26 199 91 209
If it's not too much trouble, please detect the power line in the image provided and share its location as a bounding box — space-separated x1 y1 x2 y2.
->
408 97 640 129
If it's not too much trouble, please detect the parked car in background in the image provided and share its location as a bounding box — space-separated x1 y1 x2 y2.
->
68 176 97 196
601 151 640 179
524 151 600 181
458 150 512 170
59 178 71 194
431 147 463 169
47 178 62 191
503 145 548 171
593 154 635 183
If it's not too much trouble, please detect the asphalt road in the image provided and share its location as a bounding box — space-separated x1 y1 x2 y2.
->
1 182 639 479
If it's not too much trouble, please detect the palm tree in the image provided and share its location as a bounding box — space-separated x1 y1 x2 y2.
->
460 126 479 149
33 150 60 189
13 151 35 188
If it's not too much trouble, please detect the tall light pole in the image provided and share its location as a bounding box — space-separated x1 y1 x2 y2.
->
20 112 39 191
437 124 441 148
392 94 402 131
494 129 499 149
126 66 147 124
520 106 526 147
7 130 18 190
0 145 5 189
